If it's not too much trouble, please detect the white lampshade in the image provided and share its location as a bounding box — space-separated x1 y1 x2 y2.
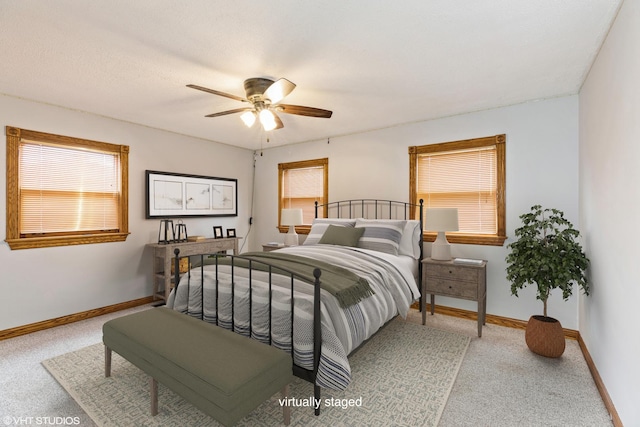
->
281 209 304 226
425 208 459 231
425 208 459 260
281 208 304 246
259 109 277 131
240 111 256 127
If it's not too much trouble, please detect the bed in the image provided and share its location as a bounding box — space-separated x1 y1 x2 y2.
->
166 199 424 414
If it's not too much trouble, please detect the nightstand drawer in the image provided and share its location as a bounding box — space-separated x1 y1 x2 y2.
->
425 278 478 299
425 263 479 282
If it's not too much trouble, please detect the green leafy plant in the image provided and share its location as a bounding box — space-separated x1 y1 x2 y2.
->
506 205 590 317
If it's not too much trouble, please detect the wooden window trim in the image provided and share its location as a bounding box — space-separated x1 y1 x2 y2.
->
277 158 328 234
409 134 506 246
5 126 129 250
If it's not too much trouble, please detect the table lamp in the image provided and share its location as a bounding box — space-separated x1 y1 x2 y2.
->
281 208 304 246
425 208 459 260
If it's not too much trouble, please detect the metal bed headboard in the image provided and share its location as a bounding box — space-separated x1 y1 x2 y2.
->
314 198 424 259
315 198 423 221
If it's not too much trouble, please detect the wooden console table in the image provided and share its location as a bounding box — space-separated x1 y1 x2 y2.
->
147 237 241 301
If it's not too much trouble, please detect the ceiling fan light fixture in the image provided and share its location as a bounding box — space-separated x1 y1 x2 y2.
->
188 77 332 131
259 109 277 131
240 110 256 127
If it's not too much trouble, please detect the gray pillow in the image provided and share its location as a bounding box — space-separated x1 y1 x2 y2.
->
304 218 357 245
318 224 365 247
355 218 405 255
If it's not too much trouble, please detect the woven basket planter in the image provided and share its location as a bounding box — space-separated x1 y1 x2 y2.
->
525 315 565 358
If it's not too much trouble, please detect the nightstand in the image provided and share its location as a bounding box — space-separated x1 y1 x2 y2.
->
262 243 288 252
421 258 487 337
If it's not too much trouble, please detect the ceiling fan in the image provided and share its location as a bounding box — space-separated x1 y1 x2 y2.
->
187 78 332 131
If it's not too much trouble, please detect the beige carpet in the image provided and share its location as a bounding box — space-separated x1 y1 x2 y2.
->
42 317 470 426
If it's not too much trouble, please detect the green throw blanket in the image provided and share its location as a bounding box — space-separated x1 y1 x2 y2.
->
200 251 373 308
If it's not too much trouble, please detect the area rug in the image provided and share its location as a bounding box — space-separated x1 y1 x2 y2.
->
42 317 470 427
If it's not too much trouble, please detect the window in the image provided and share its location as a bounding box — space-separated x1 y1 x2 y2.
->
409 134 506 246
278 158 328 233
5 126 129 250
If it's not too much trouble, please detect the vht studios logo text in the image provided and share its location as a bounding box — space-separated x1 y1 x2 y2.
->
3 416 81 426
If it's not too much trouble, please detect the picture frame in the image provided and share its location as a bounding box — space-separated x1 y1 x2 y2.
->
213 226 224 239
226 228 236 238
145 170 238 218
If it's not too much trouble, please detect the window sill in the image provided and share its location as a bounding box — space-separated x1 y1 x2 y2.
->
5 232 130 250
277 225 311 235
423 232 507 247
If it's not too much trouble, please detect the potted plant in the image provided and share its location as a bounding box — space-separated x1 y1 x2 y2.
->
505 205 589 358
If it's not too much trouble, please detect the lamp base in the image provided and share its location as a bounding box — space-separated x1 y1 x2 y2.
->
284 226 299 246
431 231 452 261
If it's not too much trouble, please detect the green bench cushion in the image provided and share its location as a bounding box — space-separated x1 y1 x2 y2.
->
103 308 292 426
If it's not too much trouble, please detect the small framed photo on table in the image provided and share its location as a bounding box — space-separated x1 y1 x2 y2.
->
226 228 236 238
213 226 224 239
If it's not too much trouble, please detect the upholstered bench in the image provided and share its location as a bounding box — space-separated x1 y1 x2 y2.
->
102 307 293 426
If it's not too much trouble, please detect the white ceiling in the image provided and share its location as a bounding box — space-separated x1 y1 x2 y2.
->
0 1 621 150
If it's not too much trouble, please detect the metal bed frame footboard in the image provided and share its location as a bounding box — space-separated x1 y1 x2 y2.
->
170 199 424 417
172 250 323 415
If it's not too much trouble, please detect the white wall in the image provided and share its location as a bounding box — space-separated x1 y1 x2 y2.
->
579 0 640 424
253 96 582 328
0 94 254 331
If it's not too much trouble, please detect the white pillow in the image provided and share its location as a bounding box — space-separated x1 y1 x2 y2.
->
399 220 422 259
303 218 356 245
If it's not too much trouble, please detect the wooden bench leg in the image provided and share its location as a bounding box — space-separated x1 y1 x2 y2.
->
104 345 112 378
151 377 158 416
281 384 290 425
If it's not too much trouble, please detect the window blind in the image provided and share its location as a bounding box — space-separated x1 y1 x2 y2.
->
19 141 121 236
282 165 324 224
417 146 497 234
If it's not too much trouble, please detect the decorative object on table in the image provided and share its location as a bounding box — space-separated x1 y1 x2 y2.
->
174 220 188 242
158 219 174 244
506 205 590 358
281 208 304 246
226 228 236 238
187 235 205 242
145 170 237 218
425 208 459 260
213 226 224 239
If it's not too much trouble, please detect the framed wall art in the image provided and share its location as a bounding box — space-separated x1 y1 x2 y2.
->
145 170 238 218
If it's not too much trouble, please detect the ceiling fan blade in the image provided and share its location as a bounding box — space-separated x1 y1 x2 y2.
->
264 78 296 104
277 104 333 118
273 112 284 130
187 84 247 102
205 108 252 118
